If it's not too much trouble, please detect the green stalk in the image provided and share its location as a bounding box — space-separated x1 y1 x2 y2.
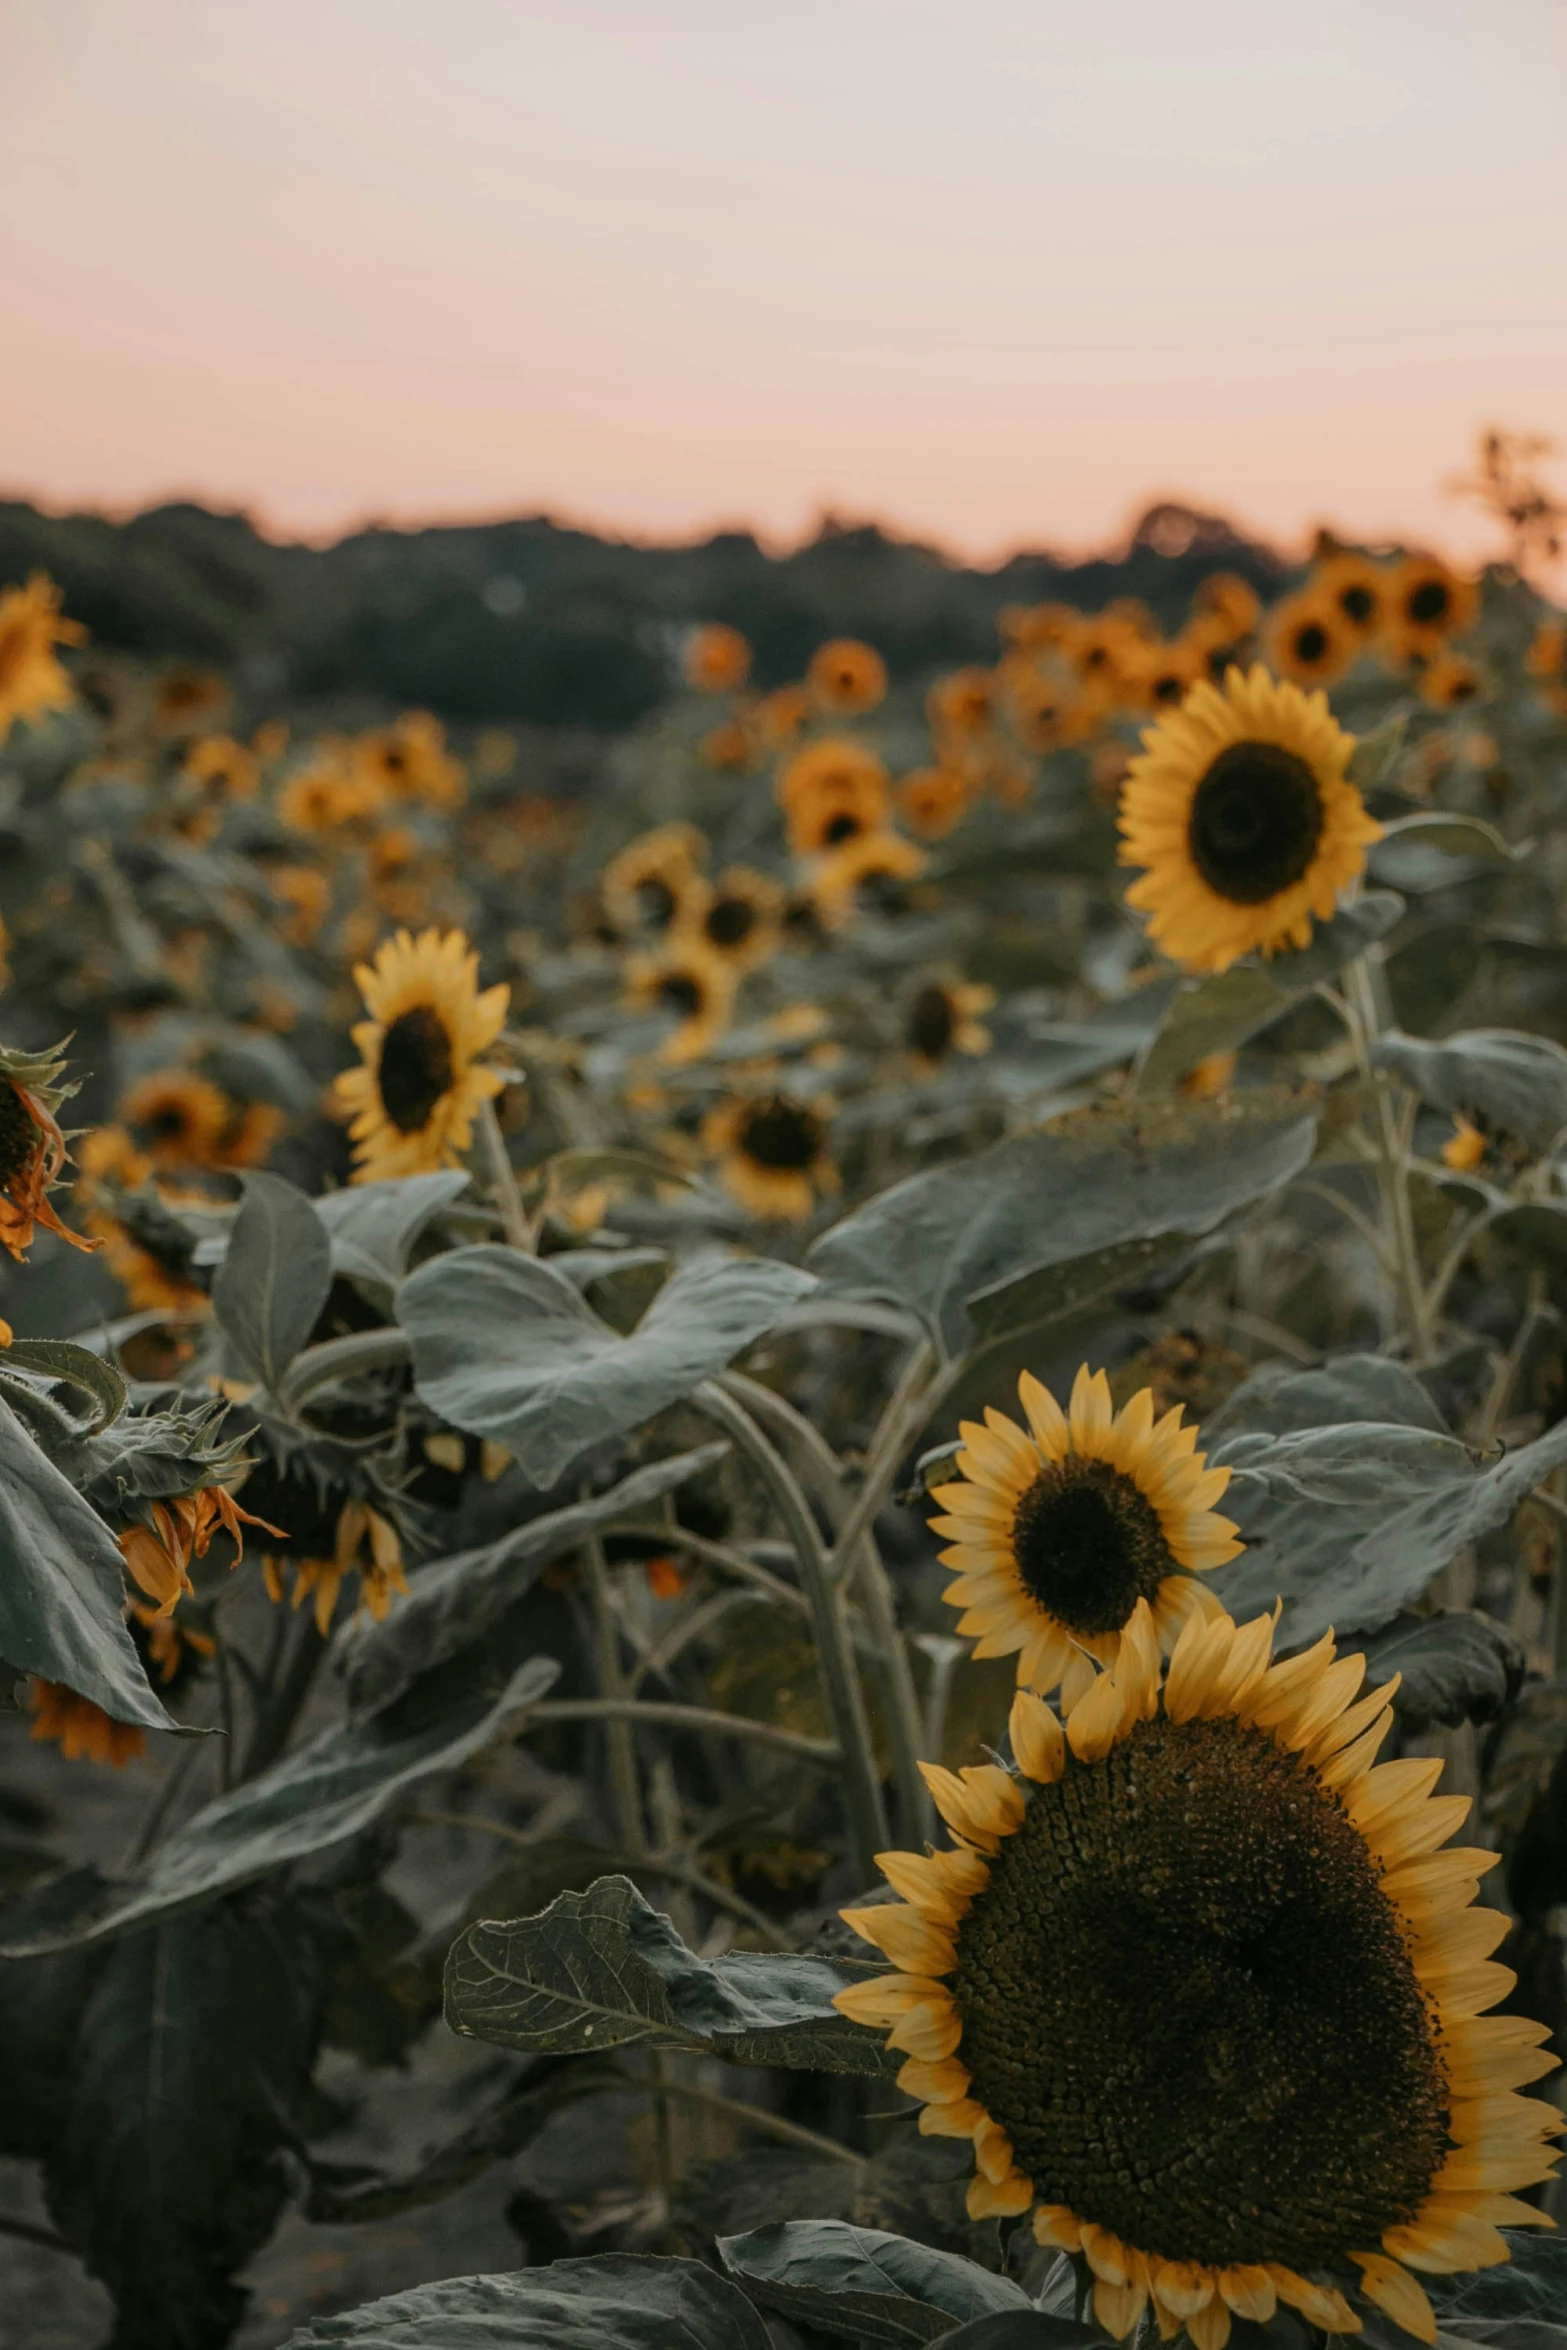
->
1343 954 1433 1360
582 1530 646 1857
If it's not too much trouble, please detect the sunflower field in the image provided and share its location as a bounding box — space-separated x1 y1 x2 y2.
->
2 510 1567 2350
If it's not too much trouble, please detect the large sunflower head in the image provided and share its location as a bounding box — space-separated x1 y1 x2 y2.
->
601 823 709 938
807 637 888 714
930 1365 1240 1700
1118 664 1382 975
777 738 890 856
0 574 85 740
624 940 736 1065
334 927 510 1183
703 1089 837 1222
837 1602 1562 2346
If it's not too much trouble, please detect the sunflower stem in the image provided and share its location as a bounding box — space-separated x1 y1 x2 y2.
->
1343 954 1433 1360
522 1695 840 1768
582 1528 647 1857
694 1379 889 1881
475 1095 534 1251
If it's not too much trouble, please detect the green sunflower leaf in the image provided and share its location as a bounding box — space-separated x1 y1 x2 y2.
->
444 1873 895 2076
1356 1609 1525 1728
807 1089 1319 1359
275 2255 772 2349
718 2219 1032 2345
212 1170 332 1391
398 1245 815 1487
1372 1027 1567 1149
312 1168 471 1301
0 1657 559 1958
1135 893 1405 1092
1208 1351 1448 1440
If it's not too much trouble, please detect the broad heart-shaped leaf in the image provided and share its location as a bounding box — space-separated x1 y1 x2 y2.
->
1136 894 1405 1092
719 2220 1031 2345
1212 1414 1567 1649
0 1395 174 1734
341 1442 731 1717
399 1245 816 1487
45 1893 328 2350
1373 1028 1567 1149
446 1874 895 2076
0 1657 559 1957
278 2255 771 2349
807 1090 1319 1360
312 1169 471 1301
1208 1351 1449 1440
212 1170 332 1390
1357 1610 1525 1729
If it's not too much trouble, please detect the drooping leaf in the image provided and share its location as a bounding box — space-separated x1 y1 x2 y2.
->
445 1874 895 2076
399 1245 815 1487
1428 2232 1567 2322
212 1171 332 1390
1136 895 1404 1092
542 1146 696 1197
1373 1029 1567 1149
718 2220 1031 2345
312 1169 472 1301
340 1442 731 1716
0 1394 174 1733
1213 1413 1567 1647
1208 1352 1448 1441
278 2255 772 2349
1355 1610 1525 1728
1373 808 1518 862
0 1657 559 1956
807 1090 1319 1358
0 1338 126 1432
45 1894 329 2350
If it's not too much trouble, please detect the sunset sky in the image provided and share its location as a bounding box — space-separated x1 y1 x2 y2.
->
3 0 1564 565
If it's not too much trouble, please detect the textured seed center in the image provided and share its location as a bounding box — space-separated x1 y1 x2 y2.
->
1293 622 1328 665
1010 1456 1176 1635
953 1714 1450 2271
1408 580 1450 627
909 985 956 1060
740 1098 821 1171
1341 584 1376 625
0 1083 39 1184
706 896 757 949
378 1005 455 1132
823 812 862 846
658 972 703 1018
1188 739 1325 905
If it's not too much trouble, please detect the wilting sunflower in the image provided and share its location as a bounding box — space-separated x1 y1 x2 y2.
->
119 1484 283 1618
897 765 971 840
807 636 888 714
776 738 890 855
0 1042 97 1263
684 623 752 694
601 822 708 937
810 826 928 928
906 979 995 1072
0 574 85 740
335 927 510 1183
1311 550 1388 639
1384 557 1478 660
930 1365 1240 1700
675 867 784 973
625 940 736 1064
1265 594 1353 689
703 1090 838 1221
28 1682 145 1767
263 1498 407 1636
1118 665 1382 974
837 1600 1562 2345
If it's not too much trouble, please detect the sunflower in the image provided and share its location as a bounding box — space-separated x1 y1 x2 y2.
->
1124 637 1206 714
999 603 1080 655
1441 1114 1488 1174
335 927 510 1183
1420 652 1484 709
181 734 259 803
836 1600 1562 2345
1311 551 1388 639
930 1365 1240 1700
810 827 928 928
754 684 811 748
1385 557 1478 661
1189 573 1262 646
625 940 736 1064
700 718 757 771
897 766 971 840
601 822 708 937
675 866 785 972
906 979 995 1072
119 1485 283 1618
354 713 465 810
807 637 887 714
1266 594 1353 689
999 663 1093 755
28 1682 145 1767
152 668 230 735
270 863 331 946
684 623 751 694
703 1090 838 1221
0 1043 98 1263
0 574 84 740
119 1071 232 1170
278 747 379 836
1118 664 1382 975
927 668 995 741
776 738 890 855
1525 621 1567 715
1072 613 1145 704
263 1499 407 1636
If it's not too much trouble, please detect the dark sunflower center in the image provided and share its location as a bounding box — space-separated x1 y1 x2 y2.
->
637 877 677 929
1010 1456 1175 1635
378 1005 455 1132
1151 672 1184 705
658 972 704 1018
908 984 956 1060
740 1098 821 1171
1292 622 1328 665
706 896 757 949
1340 583 1375 624
953 1714 1450 2271
1187 739 1325 905
823 812 862 847
1408 579 1450 626
146 1106 191 1143
0 1083 40 1184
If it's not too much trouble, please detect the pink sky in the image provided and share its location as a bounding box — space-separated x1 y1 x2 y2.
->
2 0 1565 566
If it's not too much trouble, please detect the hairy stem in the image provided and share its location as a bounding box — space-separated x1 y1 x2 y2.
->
474 1094 535 1251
